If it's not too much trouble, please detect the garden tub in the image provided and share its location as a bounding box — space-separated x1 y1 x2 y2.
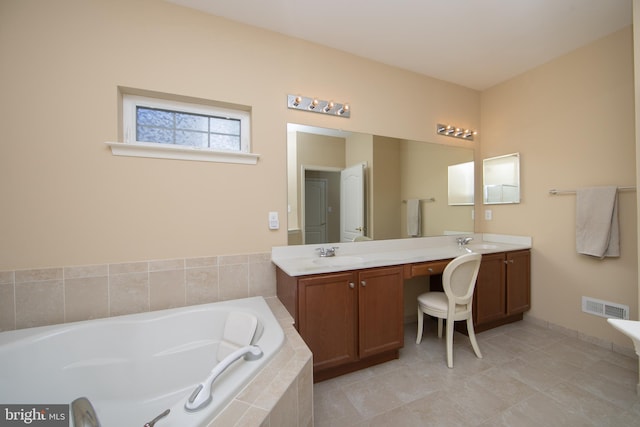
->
0 296 284 426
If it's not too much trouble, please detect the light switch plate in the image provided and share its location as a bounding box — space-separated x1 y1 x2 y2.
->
268 211 279 230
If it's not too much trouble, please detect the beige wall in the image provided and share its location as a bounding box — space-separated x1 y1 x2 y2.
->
481 27 637 347
400 141 475 236
371 136 402 240
0 0 480 270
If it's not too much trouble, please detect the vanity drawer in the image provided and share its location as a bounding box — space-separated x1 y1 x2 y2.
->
405 259 451 278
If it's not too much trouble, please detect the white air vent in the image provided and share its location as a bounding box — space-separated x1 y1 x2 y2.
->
582 296 629 320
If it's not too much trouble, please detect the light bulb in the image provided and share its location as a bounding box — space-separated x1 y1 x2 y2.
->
324 101 334 113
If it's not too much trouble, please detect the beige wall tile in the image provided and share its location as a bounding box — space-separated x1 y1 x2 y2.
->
0 283 15 331
219 263 249 301
186 256 218 268
249 253 271 264
0 271 15 285
109 272 149 316
150 269 186 311
15 280 64 328
65 276 109 323
267 381 298 427
207 400 250 427
6 252 278 329
149 259 185 272
219 254 249 266
249 260 276 297
236 407 269 427
15 268 62 283
186 266 219 305
298 358 314 427
64 264 108 279
109 261 148 275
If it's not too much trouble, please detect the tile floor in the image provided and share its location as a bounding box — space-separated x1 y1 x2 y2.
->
313 319 640 426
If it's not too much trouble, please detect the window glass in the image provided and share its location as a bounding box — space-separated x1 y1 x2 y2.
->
123 94 250 153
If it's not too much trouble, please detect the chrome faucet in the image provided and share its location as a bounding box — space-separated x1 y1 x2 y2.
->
316 247 338 257
71 397 101 427
456 237 473 246
144 409 170 427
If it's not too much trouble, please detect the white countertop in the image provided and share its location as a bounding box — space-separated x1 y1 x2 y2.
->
607 319 640 357
272 233 532 277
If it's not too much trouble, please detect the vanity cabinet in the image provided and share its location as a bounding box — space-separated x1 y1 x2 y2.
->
277 265 404 381
474 250 530 332
275 248 530 380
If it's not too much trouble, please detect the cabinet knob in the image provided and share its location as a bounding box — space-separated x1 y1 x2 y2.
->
427 267 433 273
349 282 355 289
361 280 366 287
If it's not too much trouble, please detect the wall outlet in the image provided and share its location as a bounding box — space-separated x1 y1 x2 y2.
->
484 209 492 220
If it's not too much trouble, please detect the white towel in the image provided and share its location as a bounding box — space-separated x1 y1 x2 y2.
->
576 186 620 258
406 199 421 237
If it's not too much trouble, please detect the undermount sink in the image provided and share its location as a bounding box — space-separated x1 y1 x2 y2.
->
311 256 364 267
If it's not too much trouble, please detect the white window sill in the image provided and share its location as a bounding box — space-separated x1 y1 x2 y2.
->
105 141 260 165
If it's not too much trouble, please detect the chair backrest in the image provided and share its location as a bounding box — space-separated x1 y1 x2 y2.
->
442 253 482 306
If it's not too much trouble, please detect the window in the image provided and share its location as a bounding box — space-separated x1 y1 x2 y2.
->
107 92 258 164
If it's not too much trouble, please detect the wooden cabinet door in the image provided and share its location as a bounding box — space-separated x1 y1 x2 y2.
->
474 252 506 325
298 272 357 371
357 266 404 359
506 250 531 314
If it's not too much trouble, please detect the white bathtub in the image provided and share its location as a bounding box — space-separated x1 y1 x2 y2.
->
0 296 285 426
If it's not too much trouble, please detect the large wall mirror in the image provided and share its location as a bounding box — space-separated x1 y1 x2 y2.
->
287 123 475 245
483 153 520 204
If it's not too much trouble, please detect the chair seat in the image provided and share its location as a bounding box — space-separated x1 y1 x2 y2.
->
417 292 470 319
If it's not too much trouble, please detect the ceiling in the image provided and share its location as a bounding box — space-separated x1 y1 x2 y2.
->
166 0 632 90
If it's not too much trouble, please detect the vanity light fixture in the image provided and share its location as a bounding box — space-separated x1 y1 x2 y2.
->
437 123 477 141
287 94 350 118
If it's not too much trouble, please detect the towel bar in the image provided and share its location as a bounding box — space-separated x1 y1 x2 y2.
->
549 186 636 195
402 198 435 203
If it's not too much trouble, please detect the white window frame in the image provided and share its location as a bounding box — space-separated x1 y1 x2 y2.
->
106 93 259 164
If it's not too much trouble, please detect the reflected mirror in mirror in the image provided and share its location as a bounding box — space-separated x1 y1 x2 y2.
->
287 123 475 245
448 161 474 205
483 153 520 204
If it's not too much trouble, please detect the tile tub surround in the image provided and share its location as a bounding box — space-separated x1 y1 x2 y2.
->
207 297 313 427
0 252 276 331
